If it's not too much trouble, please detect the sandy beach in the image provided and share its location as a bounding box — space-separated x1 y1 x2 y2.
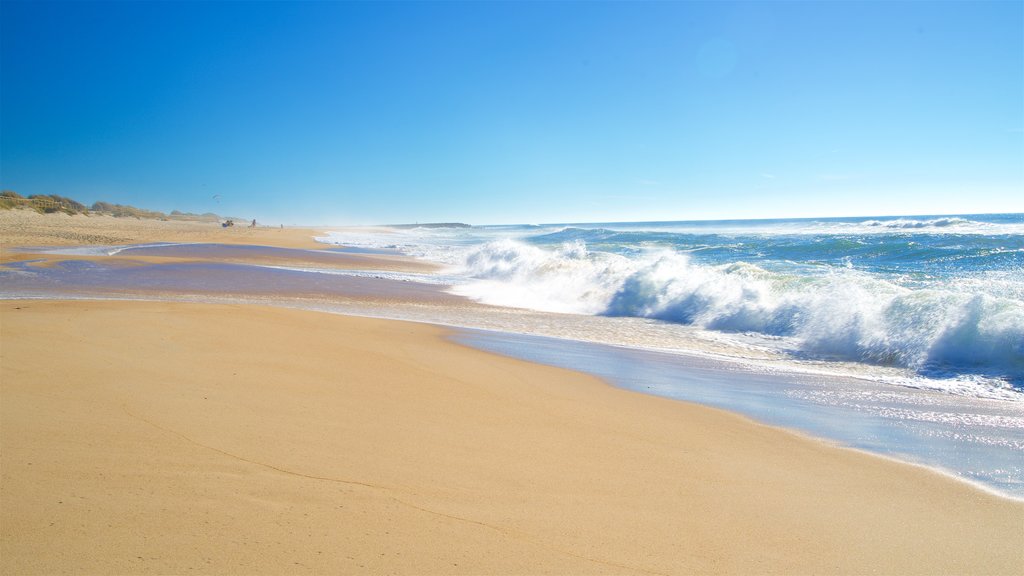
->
2 210 1023 574
0 209 326 249
0 209 435 274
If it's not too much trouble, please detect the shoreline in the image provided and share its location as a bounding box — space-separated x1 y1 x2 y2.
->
453 327 1024 498
3 213 1022 481
2 210 1023 573
8 249 1024 496
3 299 1022 574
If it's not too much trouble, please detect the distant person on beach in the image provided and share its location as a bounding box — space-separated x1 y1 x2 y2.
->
250 219 256 228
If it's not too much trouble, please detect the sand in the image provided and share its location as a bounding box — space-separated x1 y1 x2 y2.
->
0 208 327 249
2 300 1022 575
1 210 1023 574
0 208 435 273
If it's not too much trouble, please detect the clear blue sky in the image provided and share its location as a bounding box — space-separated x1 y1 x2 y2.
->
2 1 1021 225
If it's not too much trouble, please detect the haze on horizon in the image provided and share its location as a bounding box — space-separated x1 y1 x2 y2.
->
1 1 1021 226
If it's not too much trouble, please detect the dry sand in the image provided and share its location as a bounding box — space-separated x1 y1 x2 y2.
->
2 300 1022 575
0 208 326 249
1 210 1022 574
0 208 435 273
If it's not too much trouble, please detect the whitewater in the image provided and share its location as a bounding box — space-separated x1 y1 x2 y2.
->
318 213 1024 401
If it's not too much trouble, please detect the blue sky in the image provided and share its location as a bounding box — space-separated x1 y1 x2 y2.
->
2 1 1021 225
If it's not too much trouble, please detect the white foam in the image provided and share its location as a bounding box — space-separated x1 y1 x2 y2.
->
312 226 1024 398
440 239 1024 387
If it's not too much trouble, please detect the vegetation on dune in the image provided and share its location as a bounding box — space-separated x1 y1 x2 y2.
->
0 190 25 209
169 210 221 222
1 190 228 222
2 191 90 215
89 201 166 219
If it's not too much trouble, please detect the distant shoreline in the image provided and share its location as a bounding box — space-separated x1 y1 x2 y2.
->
388 222 472 229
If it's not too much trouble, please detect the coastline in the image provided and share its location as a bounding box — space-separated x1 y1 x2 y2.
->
2 210 1023 573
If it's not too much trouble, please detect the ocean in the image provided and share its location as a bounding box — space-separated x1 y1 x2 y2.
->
319 213 1024 496
318 213 1024 399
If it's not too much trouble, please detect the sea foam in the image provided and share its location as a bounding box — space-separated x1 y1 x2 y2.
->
313 215 1024 392
861 217 972 229
450 239 1024 384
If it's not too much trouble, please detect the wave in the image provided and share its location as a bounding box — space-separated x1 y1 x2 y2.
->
531 227 619 241
859 217 977 229
525 216 1019 239
455 239 632 314
451 239 1024 384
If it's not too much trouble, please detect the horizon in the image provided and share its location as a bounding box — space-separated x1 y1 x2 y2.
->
375 210 1023 229
353 210 1024 229
2 1 1022 225
7 188 1019 228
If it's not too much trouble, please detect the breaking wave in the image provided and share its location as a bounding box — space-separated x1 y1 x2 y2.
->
861 217 975 229
451 239 1024 384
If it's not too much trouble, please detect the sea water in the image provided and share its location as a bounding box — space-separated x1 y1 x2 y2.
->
318 214 1024 496
318 213 1024 400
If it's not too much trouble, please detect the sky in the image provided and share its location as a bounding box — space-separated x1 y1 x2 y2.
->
1 1 1022 225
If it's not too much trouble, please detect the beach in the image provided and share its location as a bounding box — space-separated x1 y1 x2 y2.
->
0 209 325 249
2 211 1023 574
